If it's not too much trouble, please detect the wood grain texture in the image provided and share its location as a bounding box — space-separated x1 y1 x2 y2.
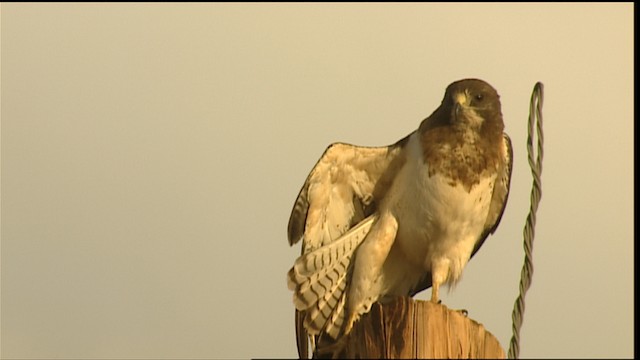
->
316 296 504 359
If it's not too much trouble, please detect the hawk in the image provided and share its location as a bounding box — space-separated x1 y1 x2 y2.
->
286 79 513 358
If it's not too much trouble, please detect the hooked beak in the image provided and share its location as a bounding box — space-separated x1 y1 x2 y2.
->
453 91 467 120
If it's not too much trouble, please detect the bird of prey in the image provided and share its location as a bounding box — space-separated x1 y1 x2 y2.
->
286 78 513 358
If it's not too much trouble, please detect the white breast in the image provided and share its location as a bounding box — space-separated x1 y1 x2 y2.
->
382 132 497 293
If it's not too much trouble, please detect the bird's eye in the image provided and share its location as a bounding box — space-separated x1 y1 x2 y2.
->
475 93 484 101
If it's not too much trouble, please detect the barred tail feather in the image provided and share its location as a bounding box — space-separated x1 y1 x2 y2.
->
323 290 347 338
290 215 374 281
287 215 376 337
303 259 348 333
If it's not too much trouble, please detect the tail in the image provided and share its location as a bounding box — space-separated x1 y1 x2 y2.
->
287 215 375 339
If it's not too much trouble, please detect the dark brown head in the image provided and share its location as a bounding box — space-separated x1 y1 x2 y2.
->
421 79 504 135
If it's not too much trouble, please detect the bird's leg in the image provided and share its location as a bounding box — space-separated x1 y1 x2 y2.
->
429 259 449 304
430 282 440 303
430 261 467 315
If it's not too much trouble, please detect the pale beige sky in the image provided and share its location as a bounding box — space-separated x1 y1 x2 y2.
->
1 3 633 359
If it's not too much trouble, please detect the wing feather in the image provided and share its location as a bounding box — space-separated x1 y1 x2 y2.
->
471 132 514 258
287 141 405 357
287 142 403 251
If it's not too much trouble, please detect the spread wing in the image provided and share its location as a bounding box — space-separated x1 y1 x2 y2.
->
288 140 408 251
409 132 513 296
287 140 407 357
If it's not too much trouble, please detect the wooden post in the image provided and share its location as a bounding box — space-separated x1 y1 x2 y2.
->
316 296 504 359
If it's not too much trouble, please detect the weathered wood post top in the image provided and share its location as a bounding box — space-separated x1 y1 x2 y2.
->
317 296 504 359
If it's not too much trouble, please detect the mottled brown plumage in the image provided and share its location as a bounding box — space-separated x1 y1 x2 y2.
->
420 79 505 191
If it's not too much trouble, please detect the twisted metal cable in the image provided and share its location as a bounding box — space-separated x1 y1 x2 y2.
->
507 82 545 359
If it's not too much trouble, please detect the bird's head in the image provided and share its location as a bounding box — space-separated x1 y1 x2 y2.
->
444 78 502 129
419 78 505 138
